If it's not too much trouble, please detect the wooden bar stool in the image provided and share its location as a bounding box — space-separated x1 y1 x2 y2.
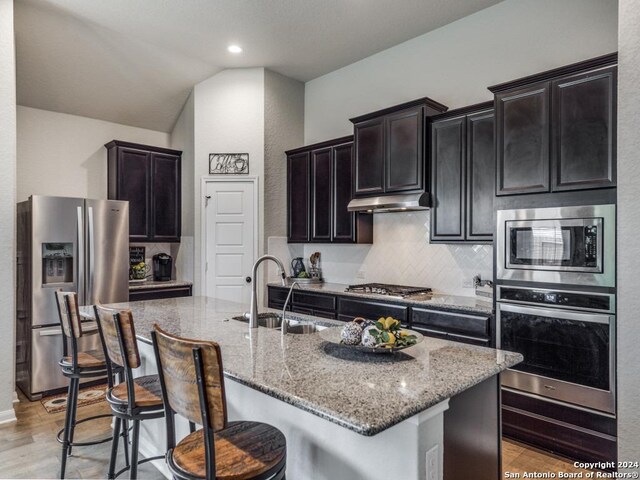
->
54 291 125 479
151 324 287 480
94 304 165 479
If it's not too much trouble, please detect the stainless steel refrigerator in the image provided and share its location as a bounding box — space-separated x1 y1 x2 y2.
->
16 195 129 400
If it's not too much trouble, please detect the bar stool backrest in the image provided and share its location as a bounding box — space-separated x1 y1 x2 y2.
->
94 305 141 369
55 290 82 339
151 324 228 432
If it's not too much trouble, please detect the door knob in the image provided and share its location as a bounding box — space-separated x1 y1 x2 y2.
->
245 276 252 283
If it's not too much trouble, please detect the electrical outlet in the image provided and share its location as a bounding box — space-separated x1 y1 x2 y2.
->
356 270 365 279
425 445 439 480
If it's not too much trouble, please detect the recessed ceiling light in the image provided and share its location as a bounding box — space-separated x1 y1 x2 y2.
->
228 45 243 54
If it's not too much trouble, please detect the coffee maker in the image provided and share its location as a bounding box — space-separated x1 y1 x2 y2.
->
152 253 172 281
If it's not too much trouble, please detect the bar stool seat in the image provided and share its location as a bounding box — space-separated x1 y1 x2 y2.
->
108 375 163 408
170 421 287 480
60 349 107 369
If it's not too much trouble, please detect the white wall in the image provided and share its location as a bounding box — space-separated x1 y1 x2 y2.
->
16 106 170 202
264 70 305 251
304 0 618 143
264 70 305 287
299 0 618 295
0 0 17 422
170 92 195 282
193 69 265 295
616 0 640 465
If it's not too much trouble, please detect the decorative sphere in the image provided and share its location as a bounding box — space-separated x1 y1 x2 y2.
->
341 322 363 345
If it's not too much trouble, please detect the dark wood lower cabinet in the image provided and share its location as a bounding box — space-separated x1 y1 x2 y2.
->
129 285 192 302
267 286 492 346
502 389 617 466
445 376 500 480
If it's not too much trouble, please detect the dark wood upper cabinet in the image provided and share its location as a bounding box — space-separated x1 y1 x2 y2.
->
311 148 333 241
490 53 617 197
385 107 423 192
495 83 550 196
466 110 495 241
106 140 182 242
431 117 466 241
351 97 447 198
286 137 372 244
152 153 181 242
552 66 616 191
353 118 385 195
429 103 494 244
333 143 357 242
287 151 311 243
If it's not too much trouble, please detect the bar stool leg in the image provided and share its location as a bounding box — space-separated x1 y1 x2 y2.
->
129 419 140 479
59 377 77 479
66 378 80 456
107 417 122 479
122 419 130 468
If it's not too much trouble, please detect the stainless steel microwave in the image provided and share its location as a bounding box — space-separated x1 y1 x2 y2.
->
496 205 615 287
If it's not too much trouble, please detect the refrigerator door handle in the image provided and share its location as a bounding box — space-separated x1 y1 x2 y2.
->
88 206 95 303
76 206 85 305
39 327 63 337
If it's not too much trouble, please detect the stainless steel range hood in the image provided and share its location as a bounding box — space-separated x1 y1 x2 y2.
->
347 192 430 213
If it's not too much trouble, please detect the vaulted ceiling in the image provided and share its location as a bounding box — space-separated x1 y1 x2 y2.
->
15 0 502 132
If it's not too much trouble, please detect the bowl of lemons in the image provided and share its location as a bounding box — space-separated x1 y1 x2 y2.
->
319 316 423 354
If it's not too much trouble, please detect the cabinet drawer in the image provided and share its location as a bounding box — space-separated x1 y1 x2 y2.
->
267 286 289 308
292 291 336 311
411 307 489 338
338 298 408 324
129 286 192 302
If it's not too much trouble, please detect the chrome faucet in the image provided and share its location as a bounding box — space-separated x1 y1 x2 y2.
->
281 281 301 334
249 255 286 328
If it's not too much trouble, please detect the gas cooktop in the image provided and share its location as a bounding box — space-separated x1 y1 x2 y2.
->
345 283 433 299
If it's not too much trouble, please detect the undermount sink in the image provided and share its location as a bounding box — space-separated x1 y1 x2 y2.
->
231 313 282 328
230 314 327 334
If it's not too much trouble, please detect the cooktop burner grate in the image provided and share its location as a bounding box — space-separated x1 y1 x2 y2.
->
345 283 432 298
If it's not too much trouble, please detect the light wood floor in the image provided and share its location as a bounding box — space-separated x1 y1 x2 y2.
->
0 391 163 479
0 393 595 479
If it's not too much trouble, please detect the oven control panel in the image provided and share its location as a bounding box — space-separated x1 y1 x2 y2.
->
584 225 598 267
498 286 613 312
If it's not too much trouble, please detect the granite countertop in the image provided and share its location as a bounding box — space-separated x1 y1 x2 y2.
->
81 296 520 436
269 281 494 315
129 280 193 291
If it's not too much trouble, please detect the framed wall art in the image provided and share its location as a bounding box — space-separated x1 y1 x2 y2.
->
209 153 249 174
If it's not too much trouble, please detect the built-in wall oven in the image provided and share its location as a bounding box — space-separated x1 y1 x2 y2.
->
496 204 615 288
497 285 615 414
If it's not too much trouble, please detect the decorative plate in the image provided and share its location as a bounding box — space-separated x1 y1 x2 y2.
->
318 326 424 354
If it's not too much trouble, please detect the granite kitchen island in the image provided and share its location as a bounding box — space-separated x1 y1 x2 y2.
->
82 296 521 480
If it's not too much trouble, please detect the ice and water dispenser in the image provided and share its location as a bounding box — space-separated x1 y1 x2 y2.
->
41 243 73 285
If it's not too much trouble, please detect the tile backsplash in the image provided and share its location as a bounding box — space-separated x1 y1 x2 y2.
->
268 211 493 297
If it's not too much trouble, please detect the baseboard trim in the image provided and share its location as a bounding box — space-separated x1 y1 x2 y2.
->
12 391 19 404
0 408 17 425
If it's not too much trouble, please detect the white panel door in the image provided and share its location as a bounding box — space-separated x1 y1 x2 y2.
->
204 180 256 304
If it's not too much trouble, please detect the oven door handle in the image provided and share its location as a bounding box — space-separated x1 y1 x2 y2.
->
497 302 612 325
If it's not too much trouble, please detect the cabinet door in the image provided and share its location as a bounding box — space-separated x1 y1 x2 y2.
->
152 153 181 242
354 118 385 195
466 110 495 242
430 117 465 242
117 148 151 241
311 147 332 242
287 151 310 242
496 83 550 195
333 143 356 242
552 67 616 191
386 106 423 192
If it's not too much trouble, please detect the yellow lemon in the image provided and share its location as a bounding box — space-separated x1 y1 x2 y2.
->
386 332 396 344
